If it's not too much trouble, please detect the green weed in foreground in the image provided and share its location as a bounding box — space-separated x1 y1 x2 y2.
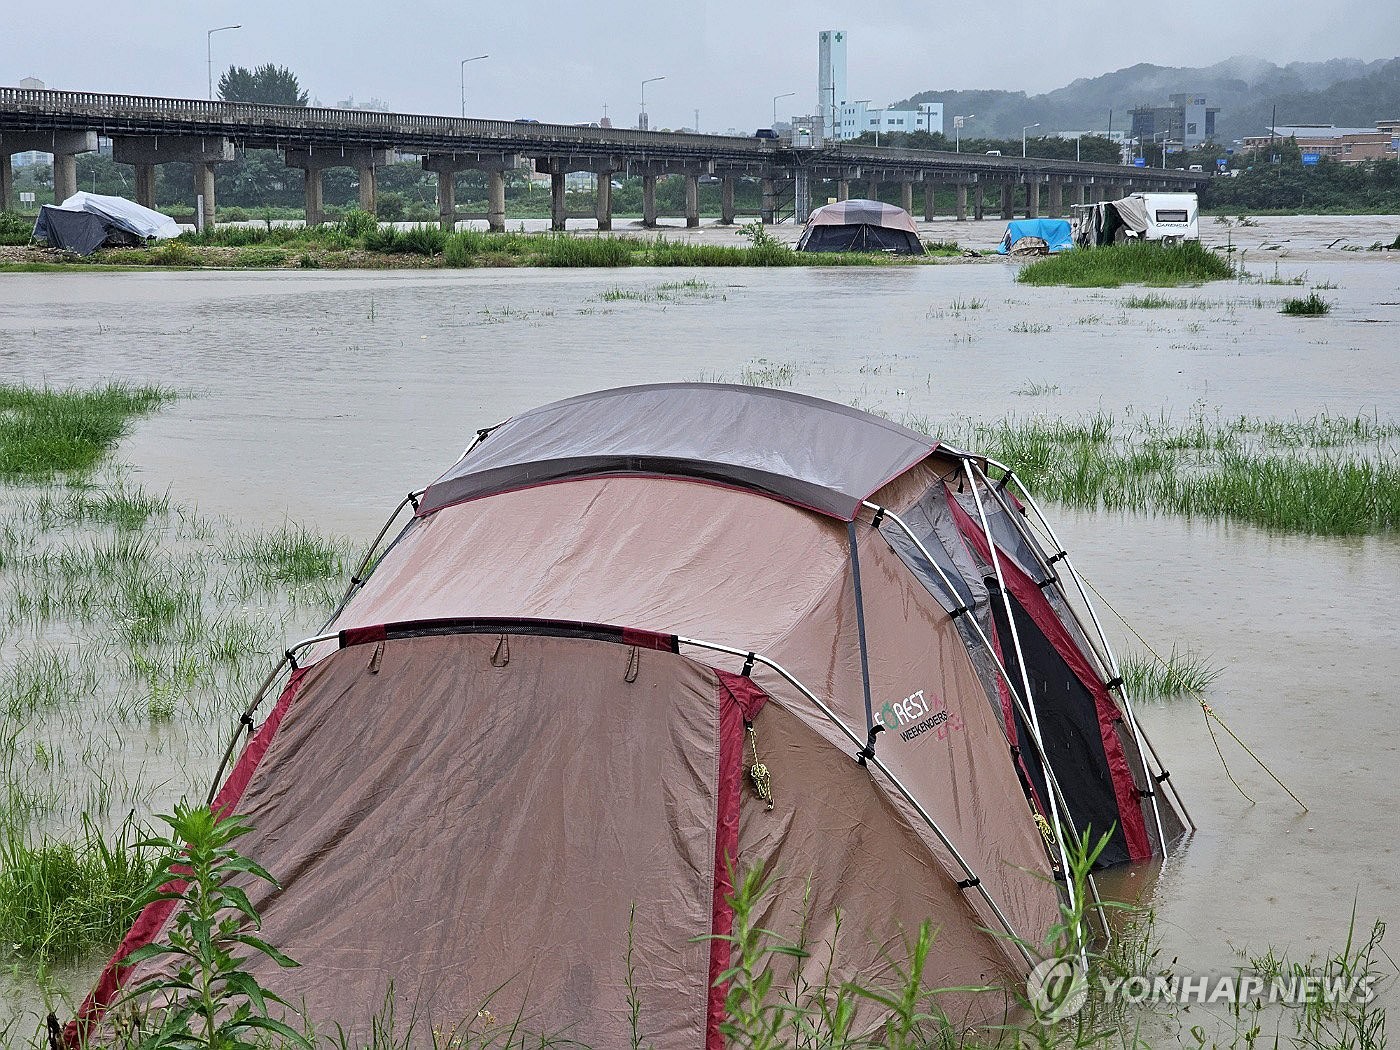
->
1281 292 1332 316
0 384 175 481
1122 648 1222 699
1017 241 1234 288
0 815 152 965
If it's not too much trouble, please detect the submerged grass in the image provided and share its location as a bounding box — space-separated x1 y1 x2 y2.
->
0 384 174 482
1281 292 1333 316
227 523 348 587
925 410 1400 536
1122 647 1223 699
1017 241 1234 288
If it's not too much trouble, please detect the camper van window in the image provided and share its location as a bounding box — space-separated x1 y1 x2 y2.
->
1155 209 1189 223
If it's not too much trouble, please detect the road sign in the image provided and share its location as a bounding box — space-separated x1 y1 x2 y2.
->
1133 157 1146 167
1216 158 1228 168
1301 152 1320 166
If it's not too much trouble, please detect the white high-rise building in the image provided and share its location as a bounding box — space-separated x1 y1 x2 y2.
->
818 30 848 140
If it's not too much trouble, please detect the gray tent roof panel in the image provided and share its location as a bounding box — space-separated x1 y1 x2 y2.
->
418 383 940 520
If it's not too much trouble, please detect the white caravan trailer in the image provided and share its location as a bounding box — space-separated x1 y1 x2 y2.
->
1070 192 1198 247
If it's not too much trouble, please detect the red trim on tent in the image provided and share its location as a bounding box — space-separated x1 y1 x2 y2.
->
63 666 311 1048
945 489 1151 863
707 672 771 1050
620 627 677 652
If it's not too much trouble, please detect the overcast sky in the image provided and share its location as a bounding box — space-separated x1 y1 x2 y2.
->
6 1 1398 130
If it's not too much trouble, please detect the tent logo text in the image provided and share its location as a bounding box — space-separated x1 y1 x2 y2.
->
878 690 963 743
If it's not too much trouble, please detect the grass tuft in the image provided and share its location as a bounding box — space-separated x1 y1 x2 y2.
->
1122 648 1222 699
1017 241 1234 288
0 384 175 482
1281 292 1332 316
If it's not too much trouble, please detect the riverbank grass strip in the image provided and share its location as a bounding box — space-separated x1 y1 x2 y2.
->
1016 241 1234 288
0 384 174 481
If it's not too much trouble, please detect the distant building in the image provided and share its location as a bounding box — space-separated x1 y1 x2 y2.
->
1130 93 1219 149
816 30 943 142
11 78 49 167
835 101 943 141
1241 124 1398 163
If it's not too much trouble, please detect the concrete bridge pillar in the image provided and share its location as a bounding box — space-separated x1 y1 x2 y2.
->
642 175 659 227
52 153 78 203
974 185 985 220
1027 180 1041 218
922 181 935 222
133 163 157 210
595 173 613 231
1072 182 1086 207
358 163 377 214
836 179 850 201
760 177 775 224
303 169 325 227
488 170 506 231
195 162 217 231
866 177 879 201
1000 184 1014 220
901 180 914 216
434 171 456 229
956 184 968 221
720 177 736 224
685 174 700 228
4 131 97 205
1048 179 1063 218
550 172 567 231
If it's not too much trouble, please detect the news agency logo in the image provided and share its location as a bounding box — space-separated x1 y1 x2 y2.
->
1026 956 1381 1023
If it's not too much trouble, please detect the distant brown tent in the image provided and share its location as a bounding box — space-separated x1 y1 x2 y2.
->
68 385 1187 1049
797 198 925 254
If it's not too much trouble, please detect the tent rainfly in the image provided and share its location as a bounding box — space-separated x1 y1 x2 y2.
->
996 218 1073 256
64 384 1190 1050
796 198 925 254
32 192 181 256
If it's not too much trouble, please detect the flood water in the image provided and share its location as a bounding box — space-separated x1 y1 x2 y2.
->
0 213 1397 1026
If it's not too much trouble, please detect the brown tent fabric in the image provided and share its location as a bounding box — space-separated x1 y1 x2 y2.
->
71 384 1184 1049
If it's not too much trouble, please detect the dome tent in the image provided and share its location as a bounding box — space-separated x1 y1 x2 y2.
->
796 198 925 254
66 385 1188 1049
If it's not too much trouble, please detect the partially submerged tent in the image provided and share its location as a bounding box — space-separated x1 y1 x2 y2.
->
996 218 1073 256
32 192 180 256
67 385 1188 1049
797 198 924 254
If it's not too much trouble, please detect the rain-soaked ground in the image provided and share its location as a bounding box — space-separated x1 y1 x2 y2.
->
0 213 1397 1027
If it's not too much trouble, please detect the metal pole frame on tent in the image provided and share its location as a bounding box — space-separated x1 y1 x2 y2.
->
953 457 1081 924
977 457 1194 836
675 634 1039 971
858 499 1111 939
964 461 1174 854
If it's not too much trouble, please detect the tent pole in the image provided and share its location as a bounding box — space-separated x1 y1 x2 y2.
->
956 459 1080 925
323 488 427 630
204 631 341 805
982 459 1193 837
968 461 1172 855
676 635 1037 969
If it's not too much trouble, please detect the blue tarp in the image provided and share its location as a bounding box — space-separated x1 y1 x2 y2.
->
995 218 1073 255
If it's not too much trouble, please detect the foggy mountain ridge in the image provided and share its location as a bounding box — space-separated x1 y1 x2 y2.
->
895 54 1399 142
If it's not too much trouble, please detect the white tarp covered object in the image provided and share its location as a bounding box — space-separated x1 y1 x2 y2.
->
55 192 181 240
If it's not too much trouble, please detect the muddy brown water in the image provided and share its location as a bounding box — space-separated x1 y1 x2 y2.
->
0 213 1397 1026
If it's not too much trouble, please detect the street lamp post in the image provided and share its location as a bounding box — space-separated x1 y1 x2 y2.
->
1153 131 1169 168
772 91 795 132
1022 122 1041 159
459 55 488 118
639 76 665 131
207 24 241 101
954 113 974 152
